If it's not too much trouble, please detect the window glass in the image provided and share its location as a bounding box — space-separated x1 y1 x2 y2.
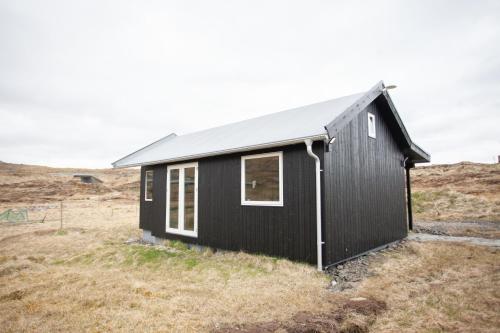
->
145 170 153 201
184 167 195 231
244 155 280 202
368 113 376 138
169 169 179 229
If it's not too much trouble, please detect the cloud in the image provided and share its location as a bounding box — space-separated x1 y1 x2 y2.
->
0 0 499 167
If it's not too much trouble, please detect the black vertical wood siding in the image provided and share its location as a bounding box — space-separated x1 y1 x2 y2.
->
139 97 409 266
141 143 323 264
139 164 166 233
323 99 408 265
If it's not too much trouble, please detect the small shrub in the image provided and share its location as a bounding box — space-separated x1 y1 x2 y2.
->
184 257 199 269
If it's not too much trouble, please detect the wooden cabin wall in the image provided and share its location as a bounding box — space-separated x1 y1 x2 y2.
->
140 142 323 264
322 100 408 265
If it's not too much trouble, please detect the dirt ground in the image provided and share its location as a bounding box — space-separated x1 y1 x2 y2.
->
1 161 499 332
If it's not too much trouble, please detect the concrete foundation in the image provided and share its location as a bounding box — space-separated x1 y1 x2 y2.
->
142 229 157 244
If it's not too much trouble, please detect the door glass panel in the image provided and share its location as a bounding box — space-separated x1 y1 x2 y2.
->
184 167 195 231
169 169 179 229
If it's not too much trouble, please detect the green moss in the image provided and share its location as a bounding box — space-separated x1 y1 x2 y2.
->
125 245 177 266
49 237 292 280
184 257 199 269
167 240 190 252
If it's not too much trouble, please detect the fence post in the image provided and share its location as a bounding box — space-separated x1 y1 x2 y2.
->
60 201 63 230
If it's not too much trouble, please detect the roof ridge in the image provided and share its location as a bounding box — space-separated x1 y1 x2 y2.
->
176 92 365 138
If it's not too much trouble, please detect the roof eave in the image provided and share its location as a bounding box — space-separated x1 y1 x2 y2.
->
112 134 329 168
112 133 177 168
408 143 431 163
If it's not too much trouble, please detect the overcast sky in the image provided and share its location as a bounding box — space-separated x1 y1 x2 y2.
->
1 0 499 168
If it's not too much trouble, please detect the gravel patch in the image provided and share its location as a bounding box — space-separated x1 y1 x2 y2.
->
408 232 500 247
326 240 408 292
414 220 500 239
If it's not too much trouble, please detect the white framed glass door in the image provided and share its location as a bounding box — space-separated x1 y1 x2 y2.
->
166 162 198 237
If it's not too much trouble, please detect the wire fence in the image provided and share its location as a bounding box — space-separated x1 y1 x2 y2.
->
0 200 140 228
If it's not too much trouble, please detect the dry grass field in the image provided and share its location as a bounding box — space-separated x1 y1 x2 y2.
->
412 162 500 222
0 161 499 332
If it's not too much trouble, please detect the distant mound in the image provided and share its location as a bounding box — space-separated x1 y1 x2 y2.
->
0 162 140 204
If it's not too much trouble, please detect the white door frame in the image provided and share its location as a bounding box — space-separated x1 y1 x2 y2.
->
166 162 198 237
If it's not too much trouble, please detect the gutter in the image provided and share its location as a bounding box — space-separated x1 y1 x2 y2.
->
113 134 329 168
304 139 323 271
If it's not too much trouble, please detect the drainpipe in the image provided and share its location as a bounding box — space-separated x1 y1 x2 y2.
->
304 139 323 271
405 162 413 231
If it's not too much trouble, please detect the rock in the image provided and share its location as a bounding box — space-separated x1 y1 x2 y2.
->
331 280 337 287
350 297 367 301
341 282 354 290
125 237 137 244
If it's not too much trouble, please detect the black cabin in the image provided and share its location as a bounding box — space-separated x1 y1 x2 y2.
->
112 81 429 270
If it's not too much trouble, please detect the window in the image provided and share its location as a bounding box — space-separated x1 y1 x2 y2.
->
241 151 283 206
145 170 153 201
368 112 376 138
166 162 198 237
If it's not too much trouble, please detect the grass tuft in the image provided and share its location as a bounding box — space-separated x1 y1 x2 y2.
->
124 245 177 266
54 229 68 236
184 257 199 269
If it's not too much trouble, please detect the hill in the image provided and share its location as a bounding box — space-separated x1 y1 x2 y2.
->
1 161 498 222
412 162 500 222
0 162 139 203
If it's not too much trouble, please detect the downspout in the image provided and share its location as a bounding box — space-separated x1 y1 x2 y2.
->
304 139 323 271
405 162 413 231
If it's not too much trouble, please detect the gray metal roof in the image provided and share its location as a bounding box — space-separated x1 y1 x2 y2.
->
112 81 430 168
112 93 363 168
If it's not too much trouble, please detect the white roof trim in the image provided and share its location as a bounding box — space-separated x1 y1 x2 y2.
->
112 133 177 168
113 134 328 168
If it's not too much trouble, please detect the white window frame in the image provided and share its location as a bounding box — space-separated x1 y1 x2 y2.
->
368 112 376 138
241 151 283 207
144 170 153 201
166 162 198 238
